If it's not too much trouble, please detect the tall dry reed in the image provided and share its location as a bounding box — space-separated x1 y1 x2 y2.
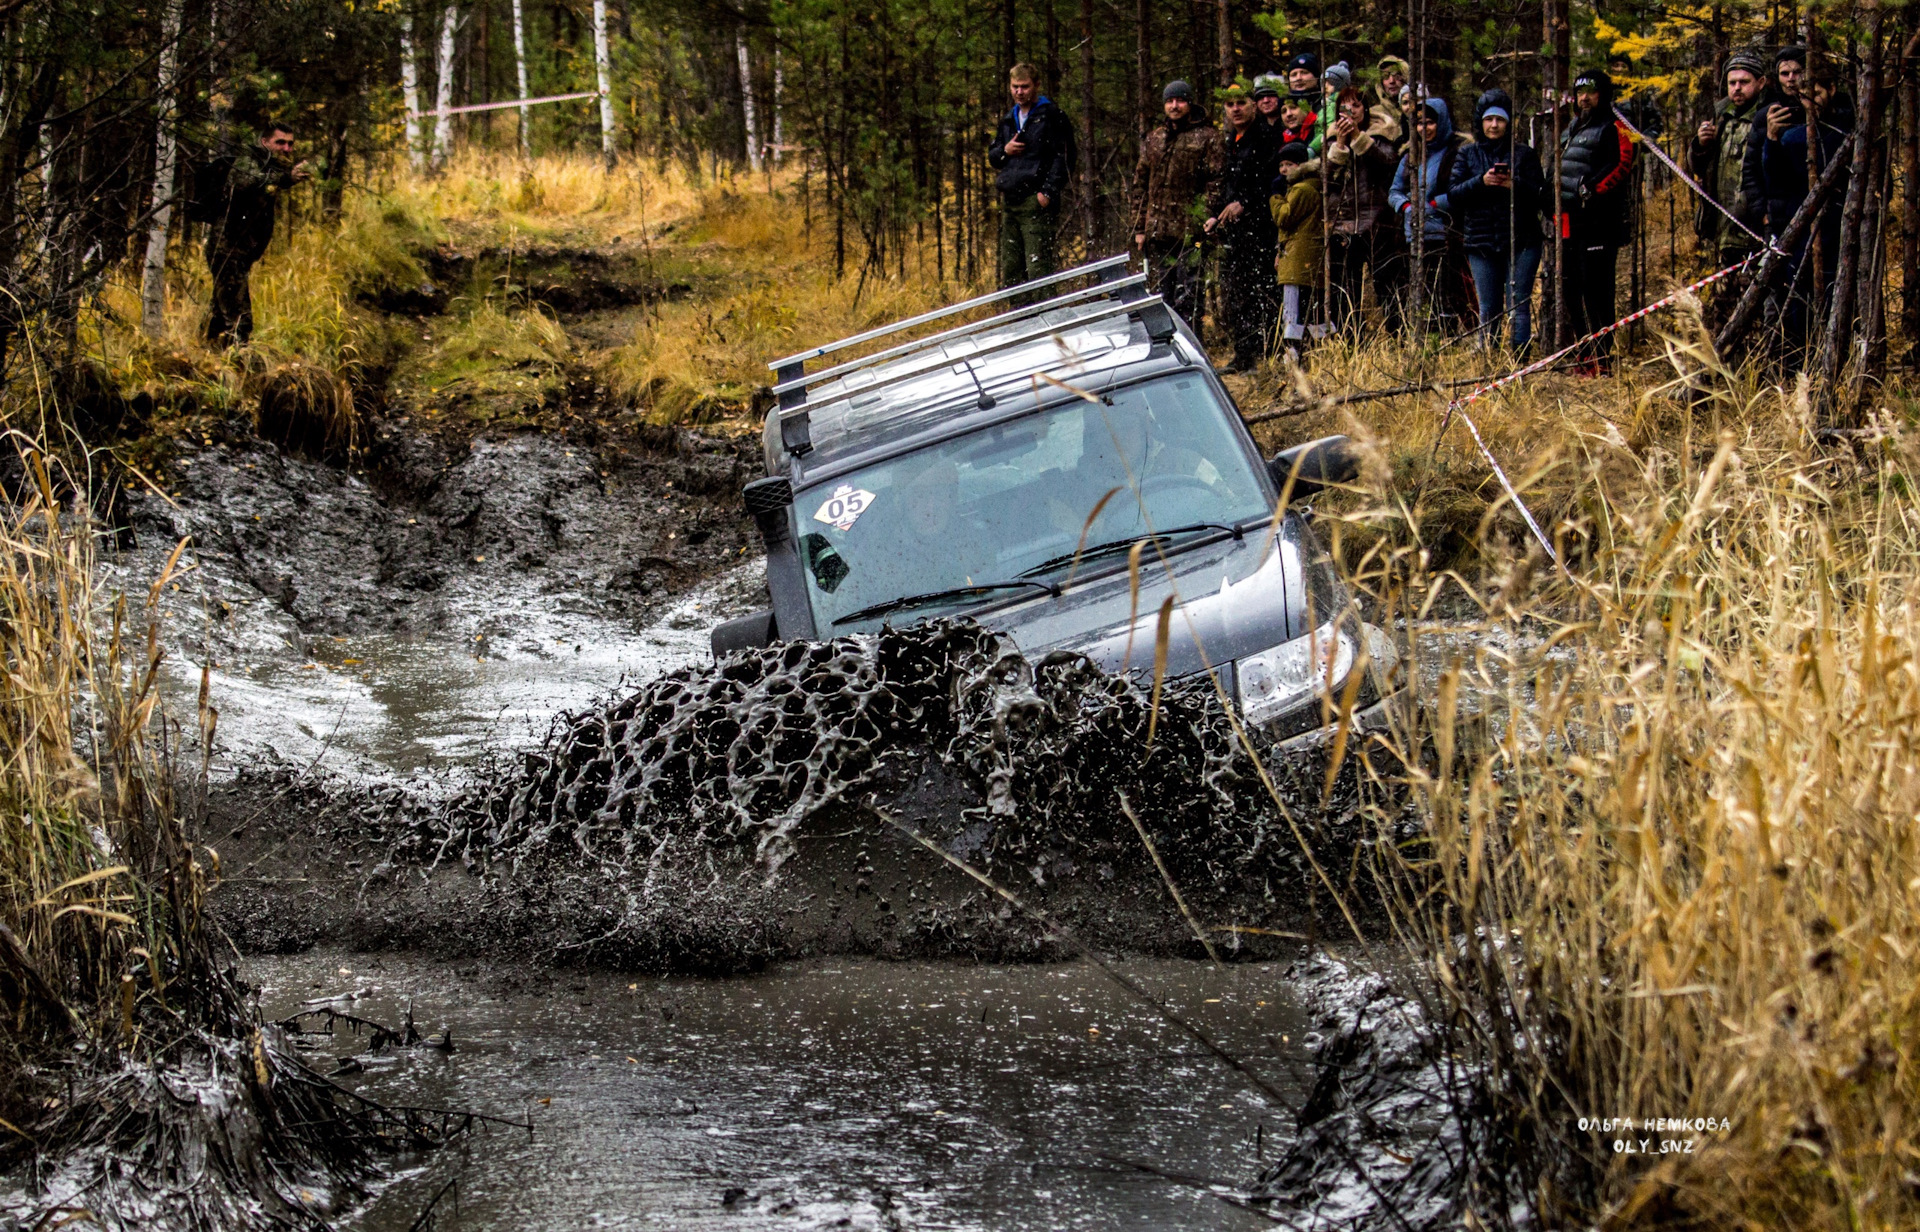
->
1329 325 1920 1227
0 436 219 1113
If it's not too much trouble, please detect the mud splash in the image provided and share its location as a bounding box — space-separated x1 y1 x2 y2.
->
214 619 1382 969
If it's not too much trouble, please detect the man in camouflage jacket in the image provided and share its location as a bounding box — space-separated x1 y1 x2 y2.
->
1131 80 1225 343
205 121 309 346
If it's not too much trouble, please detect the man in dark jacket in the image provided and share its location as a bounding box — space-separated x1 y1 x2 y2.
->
1740 45 1805 239
1760 60 1853 363
1557 68 1635 371
205 121 310 346
988 64 1075 296
1204 79 1280 371
1131 80 1225 342
1450 89 1548 354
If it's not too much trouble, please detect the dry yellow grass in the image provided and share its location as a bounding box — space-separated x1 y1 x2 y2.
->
1311 314 1920 1227
0 444 208 1085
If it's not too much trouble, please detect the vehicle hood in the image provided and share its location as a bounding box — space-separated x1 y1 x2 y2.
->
979 529 1310 680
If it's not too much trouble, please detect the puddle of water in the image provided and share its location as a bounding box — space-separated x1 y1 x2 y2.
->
249 950 1311 1230
170 563 763 779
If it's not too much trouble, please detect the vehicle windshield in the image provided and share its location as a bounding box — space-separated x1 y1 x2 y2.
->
794 374 1273 630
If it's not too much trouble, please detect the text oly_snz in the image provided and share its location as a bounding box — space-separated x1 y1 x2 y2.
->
1578 1117 1733 1155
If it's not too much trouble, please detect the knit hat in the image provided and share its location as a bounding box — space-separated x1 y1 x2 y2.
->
1323 62 1353 93
1276 140 1312 165
1572 67 1612 92
1475 87 1514 121
1163 79 1194 102
1376 55 1411 78
1724 49 1767 80
1286 51 1321 76
1774 44 1808 69
1251 73 1284 99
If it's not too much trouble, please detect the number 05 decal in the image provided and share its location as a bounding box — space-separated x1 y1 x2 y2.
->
813 484 876 532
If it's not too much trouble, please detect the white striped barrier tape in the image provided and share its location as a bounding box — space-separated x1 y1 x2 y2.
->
1435 250 1762 572
410 89 606 120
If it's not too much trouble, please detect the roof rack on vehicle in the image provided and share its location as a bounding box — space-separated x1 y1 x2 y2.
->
776 292 1172 442
770 273 1149 400
766 254 1130 378
768 254 1173 457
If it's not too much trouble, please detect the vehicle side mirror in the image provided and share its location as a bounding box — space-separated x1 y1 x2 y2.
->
1268 434 1360 501
711 608 777 657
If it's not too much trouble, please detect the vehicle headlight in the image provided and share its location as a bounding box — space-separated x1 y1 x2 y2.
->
1235 622 1356 728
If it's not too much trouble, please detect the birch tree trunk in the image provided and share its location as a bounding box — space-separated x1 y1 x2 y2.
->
432 5 459 169
738 27 761 173
592 0 616 168
772 48 785 168
510 0 531 158
400 10 425 171
139 0 185 337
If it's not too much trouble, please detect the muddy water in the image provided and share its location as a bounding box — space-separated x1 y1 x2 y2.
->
170 560 765 778
250 950 1312 1229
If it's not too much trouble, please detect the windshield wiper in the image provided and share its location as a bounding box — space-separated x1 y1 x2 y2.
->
830 579 1061 627
1017 521 1247 579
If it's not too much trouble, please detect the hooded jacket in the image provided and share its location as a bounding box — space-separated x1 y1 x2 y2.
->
1269 173 1324 287
1448 89 1549 255
1130 111 1226 243
1388 98 1466 247
988 96 1076 203
1558 70 1635 244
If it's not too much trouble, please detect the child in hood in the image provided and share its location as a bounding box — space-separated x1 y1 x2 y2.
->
1268 141 1325 360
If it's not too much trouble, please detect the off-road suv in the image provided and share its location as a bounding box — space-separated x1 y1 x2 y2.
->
712 256 1399 744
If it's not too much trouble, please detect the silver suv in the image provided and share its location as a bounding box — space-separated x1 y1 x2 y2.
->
712 256 1398 744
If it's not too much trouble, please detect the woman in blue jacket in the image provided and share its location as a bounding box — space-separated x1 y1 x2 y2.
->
1388 97 1468 332
1448 89 1549 355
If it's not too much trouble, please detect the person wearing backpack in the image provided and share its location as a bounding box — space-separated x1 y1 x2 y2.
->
1448 88 1548 355
988 63 1076 298
198 120 310 346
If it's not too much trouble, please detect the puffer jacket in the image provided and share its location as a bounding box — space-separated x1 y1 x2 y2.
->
1558 72 1635 244
1323 108 1399 239
1269 176 1324 287
987 96 1076 203
1448 91 1548 255
1689 95 1763 246
1387 98 1465 247
1130 112 1226 243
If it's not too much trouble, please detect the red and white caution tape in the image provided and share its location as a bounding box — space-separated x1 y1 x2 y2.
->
410 89 605 120
1612 105 1782 257
1436 250 1762 572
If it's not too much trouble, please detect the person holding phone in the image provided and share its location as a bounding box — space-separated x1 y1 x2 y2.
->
1448 88 1548 355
